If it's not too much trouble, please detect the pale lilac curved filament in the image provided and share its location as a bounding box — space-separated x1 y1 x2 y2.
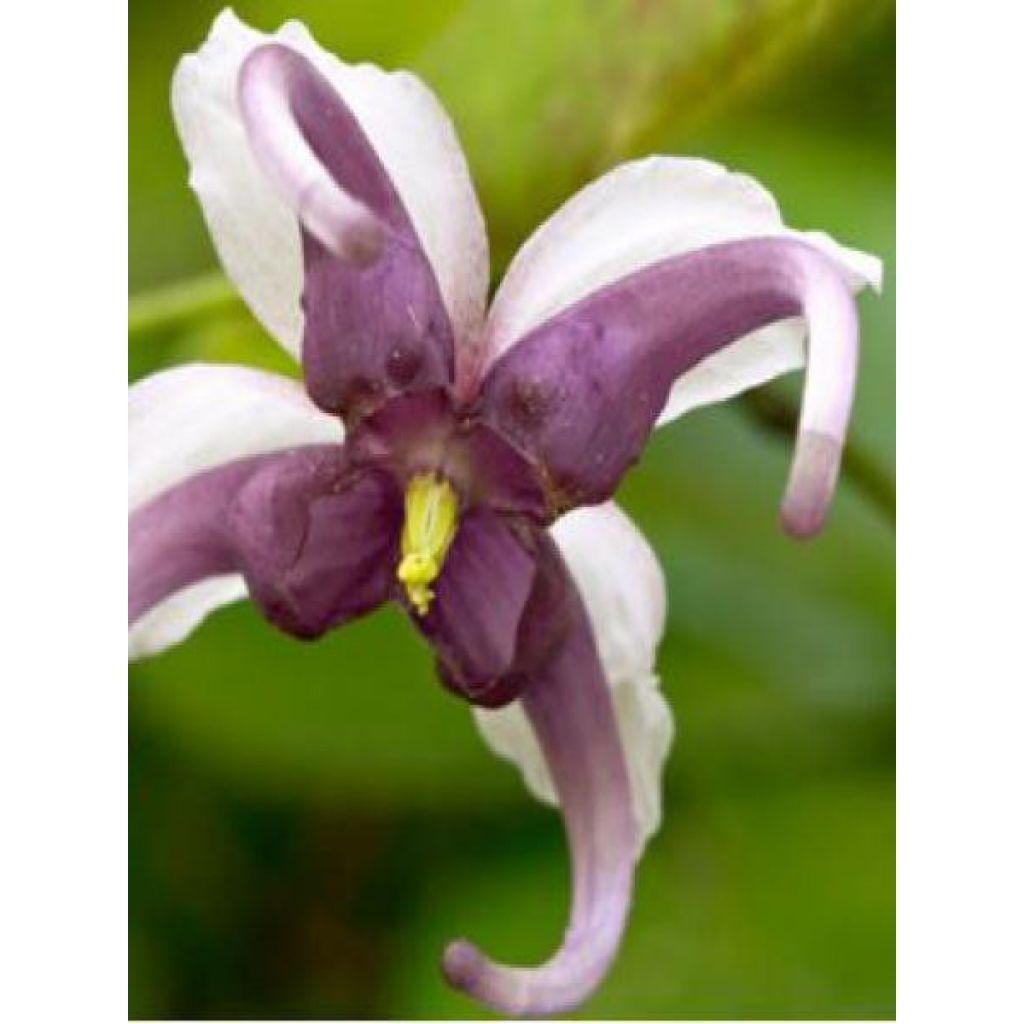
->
238 44 384 265
128 456 266 625
442 582 635 1016
775 242 859 537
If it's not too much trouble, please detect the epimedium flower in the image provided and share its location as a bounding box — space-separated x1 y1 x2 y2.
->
128 9 882 1017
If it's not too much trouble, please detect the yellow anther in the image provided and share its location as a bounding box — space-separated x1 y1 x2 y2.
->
397 473 458 615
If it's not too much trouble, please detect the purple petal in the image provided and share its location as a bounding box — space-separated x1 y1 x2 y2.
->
479 237 859 534
414 509 537 705
239 45 456 422
238 44 384 266
129 456 267 626
228 446 402 638
129 445 402 641
442 537 635 1015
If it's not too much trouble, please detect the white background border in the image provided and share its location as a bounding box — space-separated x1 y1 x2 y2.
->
898 2 1022 1022
1 2 126 1019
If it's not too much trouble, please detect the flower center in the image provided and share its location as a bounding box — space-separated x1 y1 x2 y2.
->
397 473 458 615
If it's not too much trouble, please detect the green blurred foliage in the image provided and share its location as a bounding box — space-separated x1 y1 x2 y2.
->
129 0 895 1017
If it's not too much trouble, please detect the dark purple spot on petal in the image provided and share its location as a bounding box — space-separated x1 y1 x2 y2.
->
385 341 424 389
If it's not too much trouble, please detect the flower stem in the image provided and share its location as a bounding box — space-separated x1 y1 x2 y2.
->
128 271 241 340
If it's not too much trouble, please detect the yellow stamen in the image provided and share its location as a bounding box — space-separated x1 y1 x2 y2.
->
397 473 458 615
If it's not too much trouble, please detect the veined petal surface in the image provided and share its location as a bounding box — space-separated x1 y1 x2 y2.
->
415 509 537 706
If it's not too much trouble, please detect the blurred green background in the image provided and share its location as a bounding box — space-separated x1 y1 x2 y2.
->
129 0 895 1017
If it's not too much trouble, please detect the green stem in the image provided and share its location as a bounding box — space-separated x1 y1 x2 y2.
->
128 271 241 340
741 388 895 525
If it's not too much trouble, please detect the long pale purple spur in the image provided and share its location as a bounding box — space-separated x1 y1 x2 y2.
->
130 12 882 1016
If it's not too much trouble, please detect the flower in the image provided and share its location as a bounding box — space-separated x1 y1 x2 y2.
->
128 9 882 1016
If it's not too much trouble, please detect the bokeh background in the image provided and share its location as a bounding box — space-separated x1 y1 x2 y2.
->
128 0 895 1017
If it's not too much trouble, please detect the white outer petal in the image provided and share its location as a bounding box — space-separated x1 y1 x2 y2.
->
171 9 488 359
128 576 247 662
129 363 342 512
474 503 674 852
550 502 665 681
485 157 882 426
128 362 342 660
172 12 304 357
